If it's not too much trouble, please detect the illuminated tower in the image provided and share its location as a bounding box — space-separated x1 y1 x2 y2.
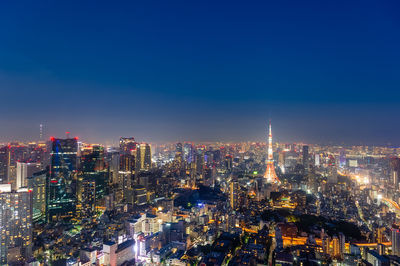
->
264 121 280 183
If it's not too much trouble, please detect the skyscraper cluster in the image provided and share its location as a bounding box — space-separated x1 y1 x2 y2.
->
0 122 400 265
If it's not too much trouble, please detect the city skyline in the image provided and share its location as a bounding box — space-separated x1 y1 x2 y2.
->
1 115 400 147
1 1 400 145
2 1 400 265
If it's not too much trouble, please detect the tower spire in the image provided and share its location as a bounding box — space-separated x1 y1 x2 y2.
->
264 120 280 183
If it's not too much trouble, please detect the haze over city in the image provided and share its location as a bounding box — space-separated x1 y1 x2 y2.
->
1 1 400 144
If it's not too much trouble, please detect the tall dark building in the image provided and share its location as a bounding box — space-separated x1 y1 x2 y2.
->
119 137 137 155
0 146 9 183
81 178 96 217
196 147 205 177
120 154 135 188
119 137 137 198
80 145 108 200
47 137 78 222
302 145 309 169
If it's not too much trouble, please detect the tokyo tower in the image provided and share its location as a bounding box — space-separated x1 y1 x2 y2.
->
264 121 280 183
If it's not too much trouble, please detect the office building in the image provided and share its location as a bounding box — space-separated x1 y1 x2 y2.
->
16 162 41 189
80 145 108 200
119 137 137 156
391 158 400 189
81 178 96 217
0 185 33 264
0 146 9 183
137 143 151 171
48 137 78 222
27 169 48 223
229 179 239 210
302 145 309 169
392 228 400 256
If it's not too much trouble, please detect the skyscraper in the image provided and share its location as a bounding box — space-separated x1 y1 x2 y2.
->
264 121 280 183
392 228 400 256
339 232 345 259
16 162 41 189
0 146 9 184
119 137 137 155
0 184 33 264
48 137 78 222
80 145 108 200
183 142 194 164
302 145 309 169
390 158 400 189
27 169 48 223
229 178 239 210
137 143 152 171
196 147 205 178
332 235 340 258
81 178 96 217
119 153 135 192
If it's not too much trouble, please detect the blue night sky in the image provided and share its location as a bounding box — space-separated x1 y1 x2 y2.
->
0 0 400 145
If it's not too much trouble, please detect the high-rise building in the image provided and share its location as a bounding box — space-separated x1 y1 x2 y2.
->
390 158 400 189
48 137 78 222
120 154 135 189
314 153 320 167
27 169 48 223
81 178 96 217
175 142 183 154
0 185 33 264
0 146 9 184
80 145 108 200
8 143 29 167
107 150 120 185
229 179 239 210
195 147 205 178
302 145 309 169
332 235 340 258
119 137 137 155
339 232 345 259
183 143 194 164
225 155 233 173
264 121 280 183
137 143 151 171
392 228 400 256
16 162 41 189
175 142 183 168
